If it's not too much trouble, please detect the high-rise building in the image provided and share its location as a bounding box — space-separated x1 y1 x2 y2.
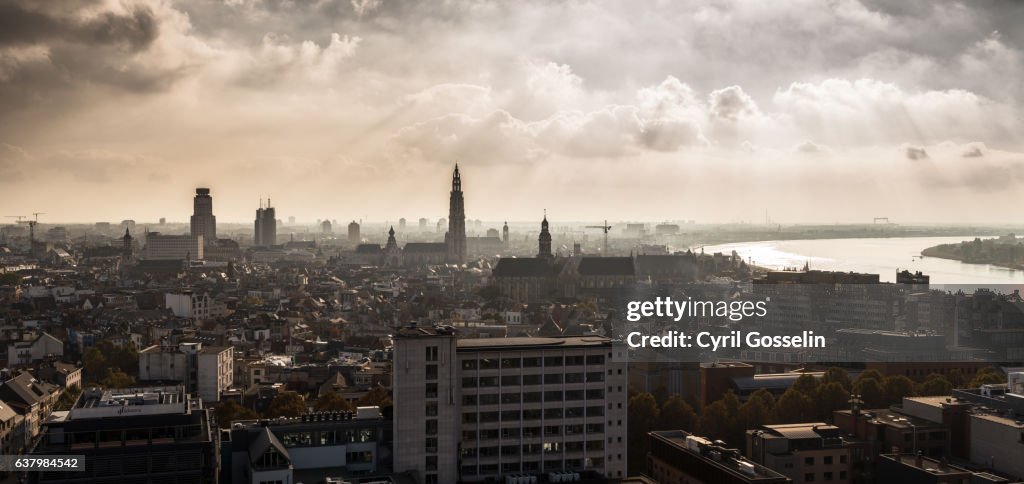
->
393 324 628 483
139 341 233 403
446 164 466 264
348 220 361 243
189 188 216 243
254 199 277 247
419 218 428 232
399 217 407 230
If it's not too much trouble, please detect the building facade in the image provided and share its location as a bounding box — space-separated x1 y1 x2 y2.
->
190 187 217 244
446 164 466 264
392 325 628 484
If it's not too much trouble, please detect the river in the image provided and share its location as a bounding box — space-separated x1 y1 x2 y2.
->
701 236 1024 285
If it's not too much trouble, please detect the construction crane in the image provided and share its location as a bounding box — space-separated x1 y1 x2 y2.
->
585 220 612 256
13 212 44 242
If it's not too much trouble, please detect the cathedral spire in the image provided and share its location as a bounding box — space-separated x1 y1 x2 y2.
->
538 212 552 260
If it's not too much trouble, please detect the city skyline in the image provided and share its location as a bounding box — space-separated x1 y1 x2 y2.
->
2 1 1024 223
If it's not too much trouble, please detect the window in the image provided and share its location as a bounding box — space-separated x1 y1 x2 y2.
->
425 438 438 453
544 356 563 366
480 358 499 370
501 375 521 386
480 394 499 405
479 376 498 387
824 472 833 481
544 374 562 384
462 359 477 370
545 390 562 402
426 402 438 417
426 346 438 362
425 364 438 380
565 373 584 384
805 474 815 482
501 358 521 369
426 456 438 471
425 420 438 435
824 456 832 465
840 455 847 464
501 393 521 404
805 457 814 466
523 374 542 385
566 356 584 366
425 383 438 398
462 377 477 388
523 357 542 367
586 355 605 365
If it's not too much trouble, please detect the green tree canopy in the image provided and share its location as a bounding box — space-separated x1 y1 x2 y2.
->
213 400 258 428
656 395 698 432
267 392 306 418
918 374 953 396
357 386 392 407
315 392 356 412
775 388 815 423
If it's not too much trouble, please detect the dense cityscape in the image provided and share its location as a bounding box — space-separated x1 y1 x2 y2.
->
0 165 1021 484
4 0 1024 483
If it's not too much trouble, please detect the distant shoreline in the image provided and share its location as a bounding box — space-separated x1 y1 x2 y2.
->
921 239 1024 271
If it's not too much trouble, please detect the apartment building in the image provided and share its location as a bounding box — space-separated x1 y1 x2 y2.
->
166 291 229 320
139 342 234 403
392 324 628 484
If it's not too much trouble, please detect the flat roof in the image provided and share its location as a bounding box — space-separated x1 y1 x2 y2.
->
457 336 611 351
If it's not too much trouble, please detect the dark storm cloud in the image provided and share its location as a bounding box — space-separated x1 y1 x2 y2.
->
0 1 158 50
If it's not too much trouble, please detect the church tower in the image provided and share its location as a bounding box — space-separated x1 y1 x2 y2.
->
502 221 509 247
121 227 133 262
537 213 552 259
447 164 467 263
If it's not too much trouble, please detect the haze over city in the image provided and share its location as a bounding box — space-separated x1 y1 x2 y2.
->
2 0 1023 223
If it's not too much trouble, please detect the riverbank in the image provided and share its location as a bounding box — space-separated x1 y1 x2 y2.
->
921 238 1024 271
702 236 1024 285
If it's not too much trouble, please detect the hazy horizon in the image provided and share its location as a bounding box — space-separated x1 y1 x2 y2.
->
2 0 1023 224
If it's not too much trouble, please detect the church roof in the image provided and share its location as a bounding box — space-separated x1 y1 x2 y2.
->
492 258 554 277
355 244 382 254
403 242 448 253
577 257 635 276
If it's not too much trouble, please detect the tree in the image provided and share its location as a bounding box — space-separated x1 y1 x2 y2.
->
315 392 356 412
775 388 815 423
56 386 82 411
815 382 849 421
100 368 135 388
854 369 884 386
656 395 698 432
823 367 852 391
791 374 820 396
918 374 952 396
968 367 1005 388
739 389 775 429
882 376 917 406
854 377 885 409
699 391 744 445
651 386 670 407
627 392 659 474
213 400 258 428
357 386 392 407
947 369 967 388
82 347 107 383
267 392 306 418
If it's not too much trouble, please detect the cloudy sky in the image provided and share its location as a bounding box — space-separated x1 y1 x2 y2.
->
1 0 1023 224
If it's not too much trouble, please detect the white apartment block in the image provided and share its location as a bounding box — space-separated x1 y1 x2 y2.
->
165 291 228 320
139 341 233 403
142 233 203 260
393 325 628 484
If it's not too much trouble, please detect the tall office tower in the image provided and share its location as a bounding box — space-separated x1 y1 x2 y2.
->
537 215 553 259
254 199 277 247
419 218 428 232
446 164 467 263
393 325 628 484
348 220 361 243
189 187 217 243
399 217 407 230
